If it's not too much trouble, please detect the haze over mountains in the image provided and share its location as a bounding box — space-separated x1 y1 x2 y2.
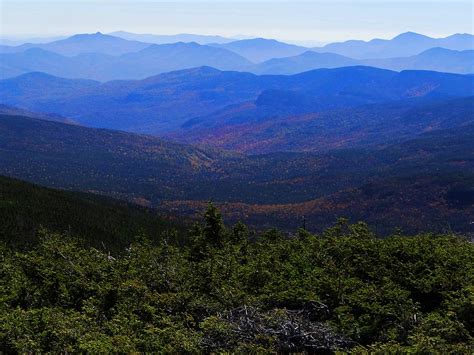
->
1 66 472 135
0 32 473 81
109 31 235 44
210 38 309 62
313 32 474 58
0 32 151 56
0 29 473 234
3 0 474 346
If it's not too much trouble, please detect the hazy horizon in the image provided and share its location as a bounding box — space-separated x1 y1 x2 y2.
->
1 0 472 44
0 30 472 49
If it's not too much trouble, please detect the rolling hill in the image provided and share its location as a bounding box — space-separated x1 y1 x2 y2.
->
163 123 474 234
0 72 100 109
253 51 360 75
0 104 79 125
0 48 118 80
112 42 252 77
1 67 473 134
0 112 472 235
0 32 152 56
0 42 252 81
171 96 474 154
365 48 474 74
211 38 308 62
251 48 474 75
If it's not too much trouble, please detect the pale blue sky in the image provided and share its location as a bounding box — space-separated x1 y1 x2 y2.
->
1 0 473 42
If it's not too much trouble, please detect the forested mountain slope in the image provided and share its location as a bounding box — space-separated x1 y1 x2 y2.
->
1 67 473 134
1 113 472 234
0 175 182 250
171 96 474 154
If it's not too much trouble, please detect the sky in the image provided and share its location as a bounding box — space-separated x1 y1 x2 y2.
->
1 0 473 43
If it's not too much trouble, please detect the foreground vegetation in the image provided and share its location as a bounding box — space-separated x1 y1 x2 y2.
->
1 201 472 352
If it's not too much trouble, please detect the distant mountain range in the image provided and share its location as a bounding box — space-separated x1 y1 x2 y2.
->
313 32 474 59
0 39 252 81
1 30 473 236
1 67 472 134
252 51 359 74
252 48 474 75
210 38 309 62
365 48 474 74
0 32 151 56
1 32 473 81
109 31 234 44
0 35 68 46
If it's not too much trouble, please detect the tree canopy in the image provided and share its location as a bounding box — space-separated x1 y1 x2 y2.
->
1 204 472 352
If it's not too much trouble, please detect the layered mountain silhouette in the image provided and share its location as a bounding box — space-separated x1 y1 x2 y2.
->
109 31 234 44
211 38 309 62
252 51 360 74
313 32 474 58
252 48 474 75
0 32 151 56
0 41 252 81
365 48 474 74
1 67 472 134
1 32 473 81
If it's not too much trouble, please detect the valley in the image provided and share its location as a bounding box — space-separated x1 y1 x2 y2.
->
1 109 472 235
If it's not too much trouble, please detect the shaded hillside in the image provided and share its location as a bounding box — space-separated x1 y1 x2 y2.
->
1 67 472 134
0 113 472 234
164 174 474 235
0 175 183 250
163 124 474 234
0 104 79 125
0 71 100 106
172 97 474 154
0 113 234 201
